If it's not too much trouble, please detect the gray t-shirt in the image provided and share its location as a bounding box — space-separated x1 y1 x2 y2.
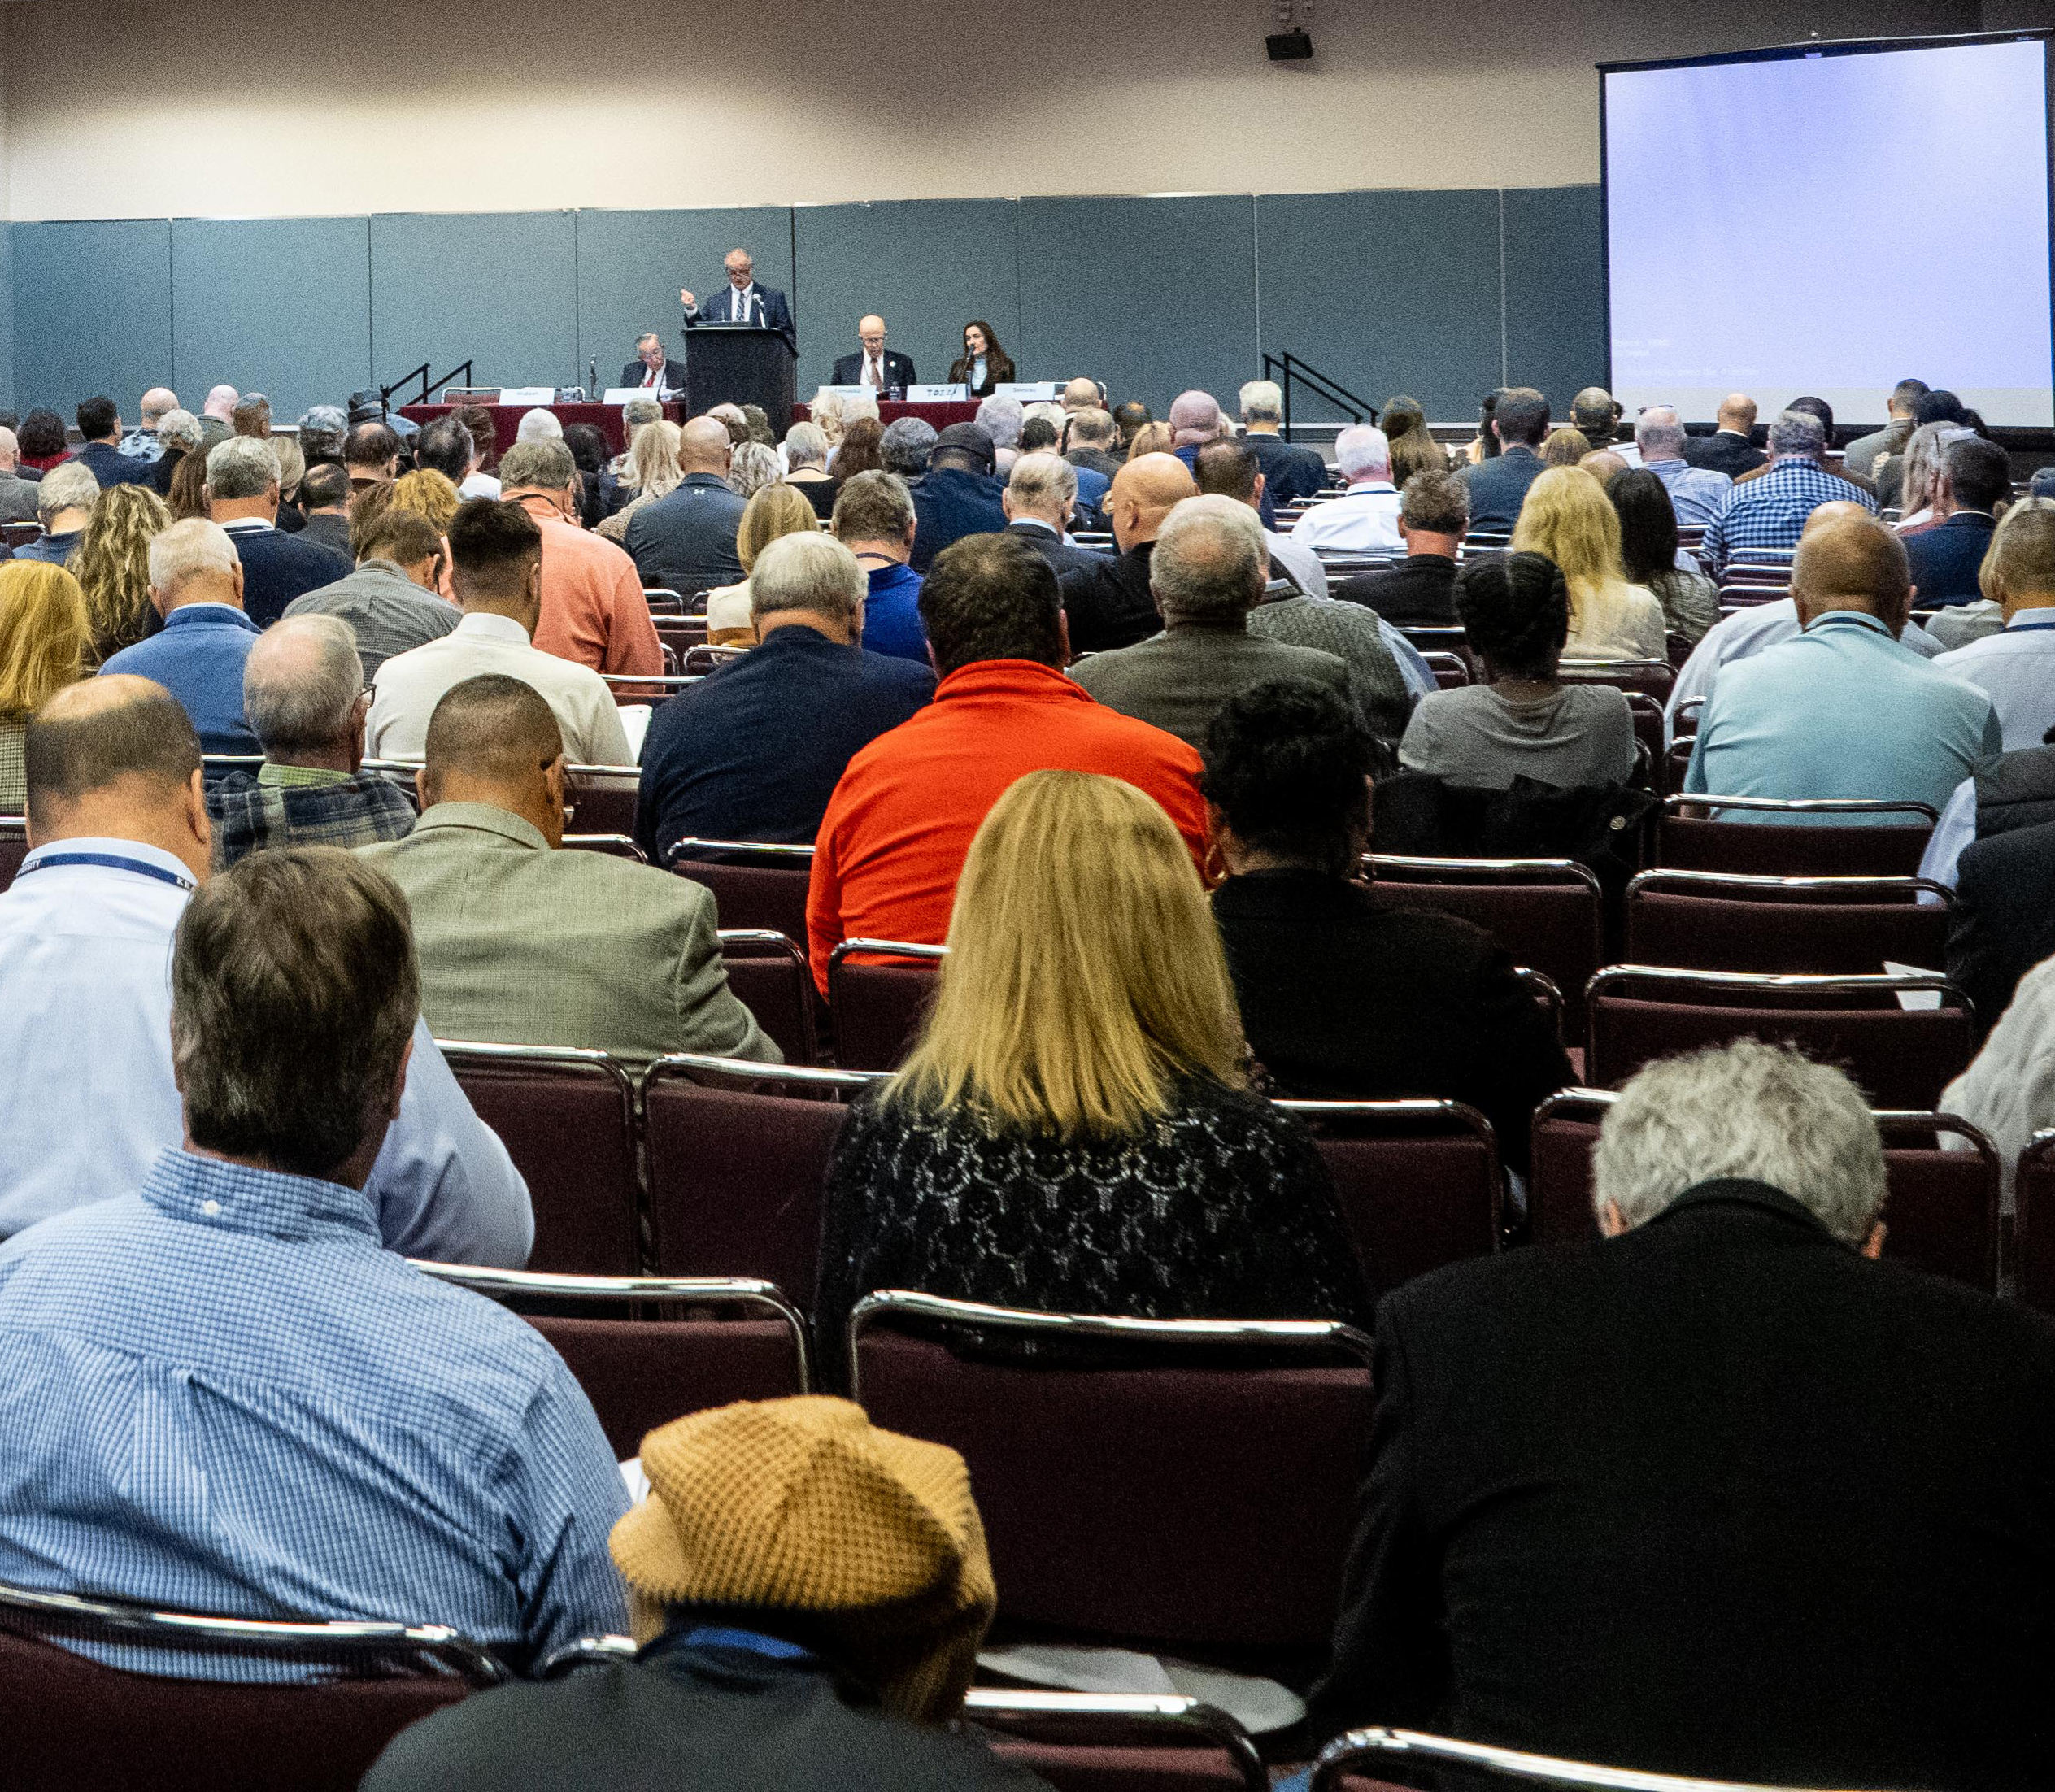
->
1398 681 1637 791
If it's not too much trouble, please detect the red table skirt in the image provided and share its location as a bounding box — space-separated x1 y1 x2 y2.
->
789 399 985 429
398 402 687 456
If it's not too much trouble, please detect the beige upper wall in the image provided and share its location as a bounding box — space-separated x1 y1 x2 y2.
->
2 0 1989 220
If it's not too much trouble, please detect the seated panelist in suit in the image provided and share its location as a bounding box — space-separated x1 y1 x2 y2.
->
832 316 916 394
947 321 1017 398
680 247 796 351
620 333 687 402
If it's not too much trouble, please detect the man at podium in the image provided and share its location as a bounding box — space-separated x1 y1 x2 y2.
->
681 249 795 352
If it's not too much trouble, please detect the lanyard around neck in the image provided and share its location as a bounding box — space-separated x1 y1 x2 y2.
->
19 850 194 892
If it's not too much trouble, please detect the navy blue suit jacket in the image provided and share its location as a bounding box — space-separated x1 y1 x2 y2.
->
686 283 795 351
221 524 352 629
71 441 155 489
634 624 934 855
1905 511 1999 608
1459 444 1546 534
909 468 1008 573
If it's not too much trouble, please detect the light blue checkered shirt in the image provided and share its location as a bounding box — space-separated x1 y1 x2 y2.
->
1702 460 1877 572
0 1149 629 1679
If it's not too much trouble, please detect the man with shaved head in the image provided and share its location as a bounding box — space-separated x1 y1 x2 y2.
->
0 676 529 1260
833 315 916 395
1685 511 2000 817
207 614 416 868
370 498 632 765
1683 392 1767 477
196 383 240 453
119 386 179 463
1057 451 1197 653
360 675 775 1067
624 413 747 595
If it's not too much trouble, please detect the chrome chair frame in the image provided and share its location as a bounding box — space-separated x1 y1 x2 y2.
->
1312 1727 1851 1792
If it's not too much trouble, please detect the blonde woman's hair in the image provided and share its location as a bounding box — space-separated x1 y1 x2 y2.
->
73 482 172 663
1127 420 1176 461
808 389 847 446
886 770 1246 1138
625 420 683 496
737 483 820 573
1540 427 1593 468
392 468 461 534
0 561 89 720
1513 465 1638 647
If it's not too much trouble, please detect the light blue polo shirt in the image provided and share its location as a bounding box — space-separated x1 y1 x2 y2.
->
1684 609 2001 822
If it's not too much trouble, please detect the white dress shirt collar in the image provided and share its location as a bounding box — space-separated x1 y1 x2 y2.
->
452 611 533 646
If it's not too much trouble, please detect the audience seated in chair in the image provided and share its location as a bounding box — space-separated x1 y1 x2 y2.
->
831 472 929 663
1204 678 1570 1170
1192 436 1326 598
1057 452 1194 652
703 482 820 646
814 769 1368 1384
1398 551 1635 793
1903 434 2009 609
635 532 933 859
1313 1038 2055 1791
597 418 683 545
1511 465 1667 660
0 426 44 525
205 615 415 868
807 532 1206 993
1701 409 1874 575
1000 451 1108 580
361 674 776 1068
1072 495 1353 751
1609 466 1719 645
1287 424 1401 555
1685 510 2000 816
281 507 459 682
1930 501 2055 750
1237 377 1327 507
625 415 748 596
203 436 350 629
368 499 632 766
291 460 357 559
0 841 620 1676
1457 385 1550 533
908 424 1007 575
1334 467 1466 627
1632 404 1731 528
0 561 88 810
497 439 661 680
15 460 98 566
364 1398 1039 1792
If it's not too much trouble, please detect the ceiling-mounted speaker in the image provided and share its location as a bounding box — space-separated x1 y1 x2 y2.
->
1265 27 1314 60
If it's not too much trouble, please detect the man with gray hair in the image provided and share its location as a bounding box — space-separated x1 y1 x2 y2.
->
1288 424 1401 555
1320 1036 2055 1790
205 615 416 867
880 415 937 481
515 407 564 445
974 394 1025 473
97 518 260 752
1569 385 1629 456
145 409 205 498
1064 407 1124 485
119 386 180 462
1001 451 1108 579
1237 378 1327 507
15 461 99 565
1701 407 1878 576
1634 404 1732 528
205 434 350 626
0 428 40 524
1071 494 1351 749
297 403 350 470
832 470 927 663
637 531 933 855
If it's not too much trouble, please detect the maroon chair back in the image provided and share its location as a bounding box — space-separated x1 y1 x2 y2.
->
1362 857 1604 1033
1585 972 1974 1111
653 615 709 656
1657 804 1935 876
671 848 813 944
717 931 820 1064
439 1044 642 1274
2019 1133 2055 1316
642 1057 873 1303
1622 873 1950 976
827 941 945 1071
1559 659 1675 704
564 770 638 838
851 1300 1373 1662
1530 1094 2000 1290
0 1624 472 1792
1622 694 1666 789
1280 1100 1501 1297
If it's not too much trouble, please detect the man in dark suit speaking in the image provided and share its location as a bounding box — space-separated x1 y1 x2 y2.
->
1315 1037 2055 1791
619 333 686 401
681 248 795 352
832 316 916 394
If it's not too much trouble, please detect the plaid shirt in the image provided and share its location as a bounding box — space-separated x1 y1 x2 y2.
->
206 764 416 869
0 1149 628 1678
1703 459 1877 573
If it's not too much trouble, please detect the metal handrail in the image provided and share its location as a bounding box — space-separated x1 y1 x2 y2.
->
380 359 474 411
1260 350 1379 435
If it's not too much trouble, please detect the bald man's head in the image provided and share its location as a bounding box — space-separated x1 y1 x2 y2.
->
1581 449 1629 485
677 415 734 476
1716 392 1758 433
1801 500 1876 537
1063 376 1100 411
26 676 204 846
1792 514 1913 634
1108 452 1199 553
420 675 567 846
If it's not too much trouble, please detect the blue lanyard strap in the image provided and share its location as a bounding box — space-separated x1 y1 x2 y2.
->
18 852 195 892
2007 620 2055 633
681 1625 815 1663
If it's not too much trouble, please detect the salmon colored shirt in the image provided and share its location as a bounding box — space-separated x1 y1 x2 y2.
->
509 492 663 678
805 659 1209 992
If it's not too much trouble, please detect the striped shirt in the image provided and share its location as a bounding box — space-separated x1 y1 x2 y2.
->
0 1149 629 1679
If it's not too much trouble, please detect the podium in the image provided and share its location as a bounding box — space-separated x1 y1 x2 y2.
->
682 324 796 421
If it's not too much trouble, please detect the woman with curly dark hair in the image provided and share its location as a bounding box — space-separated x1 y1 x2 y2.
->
16 408 69 472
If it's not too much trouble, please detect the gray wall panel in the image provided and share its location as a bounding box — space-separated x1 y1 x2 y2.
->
791 200 1018 399
12 220 172 417
171 216 372 419
1256 189 1503 424
368 211 578 397
1501 186 1608 415
1017 195 1256 417
576 207 790 394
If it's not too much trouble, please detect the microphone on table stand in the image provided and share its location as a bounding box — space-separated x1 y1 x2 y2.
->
590 357 599 398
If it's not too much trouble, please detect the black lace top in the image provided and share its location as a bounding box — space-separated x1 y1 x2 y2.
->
814 1076 1369 1384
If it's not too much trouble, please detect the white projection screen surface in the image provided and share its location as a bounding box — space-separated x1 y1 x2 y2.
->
1603 35 2055 428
